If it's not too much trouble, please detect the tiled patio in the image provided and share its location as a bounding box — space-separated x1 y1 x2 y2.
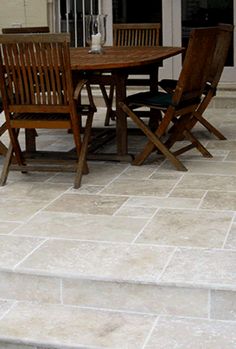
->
0 106 235 349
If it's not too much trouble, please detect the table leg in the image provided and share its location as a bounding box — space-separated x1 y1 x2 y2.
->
114 71 128 156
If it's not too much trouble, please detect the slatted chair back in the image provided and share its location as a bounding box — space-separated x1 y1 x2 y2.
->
0 33 73 115
120 27 219 170
102 23 161 126
2 26 50 34
113 23 161 47
0 33 95 188
159 24 234 140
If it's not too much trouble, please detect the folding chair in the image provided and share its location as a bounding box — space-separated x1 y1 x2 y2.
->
159 24 234 140
0 33 96 188
0 26 51 156
120 27 218 169
101 23 161 126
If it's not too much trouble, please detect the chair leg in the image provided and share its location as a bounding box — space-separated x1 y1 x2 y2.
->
120 102 187 171
194 112 227 140
74 111 94 189
0 122 8 156
0 141 14 186
100 84 116 126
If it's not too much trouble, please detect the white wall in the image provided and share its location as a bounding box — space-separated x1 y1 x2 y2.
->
0 0 48 31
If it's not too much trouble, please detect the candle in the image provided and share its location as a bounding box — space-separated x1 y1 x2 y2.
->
91 32 102 51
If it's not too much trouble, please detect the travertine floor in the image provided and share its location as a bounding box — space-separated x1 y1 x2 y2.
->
0 107 235 349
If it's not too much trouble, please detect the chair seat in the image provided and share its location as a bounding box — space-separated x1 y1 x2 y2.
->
127 91 200 110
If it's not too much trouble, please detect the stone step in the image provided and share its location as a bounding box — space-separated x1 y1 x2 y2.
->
0 301 235 349
0 237 235 319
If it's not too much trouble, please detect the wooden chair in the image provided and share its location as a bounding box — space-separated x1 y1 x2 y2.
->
101 23 161 126
0 33 96 188
2 26 50 34
0 26 50 156
159 24 234 140
120 27 219 169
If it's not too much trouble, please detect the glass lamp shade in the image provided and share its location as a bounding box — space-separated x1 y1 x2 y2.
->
85 14 107 53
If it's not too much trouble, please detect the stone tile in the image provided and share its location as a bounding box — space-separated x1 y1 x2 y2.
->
45 194 128 215
115 206 157 218
169 188 206 199
100 177 178 196
200 191 236 211
0 302 155 349
0 300 14 319
211 290 236 321
0 182 70 201
207 140 236 151
0 222 21 234
0 199 47 222
0 235 44 269
49 163 128 185
124 196 200 209
225 151 236 161
145 316 236 349
160 248 236 288
176 173 236 191
14 211 147 242
63 279 208 318
225 223 236 249
137 209 232 248
18 240 174 283
0 271 60 304
160 159 236 175
119 165 157 179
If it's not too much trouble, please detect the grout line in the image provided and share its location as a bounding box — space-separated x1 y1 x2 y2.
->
13 239 48 271
0 300 17 321
222 212 236 248
131 207 160 243
155 247 177 282
141 316 160 349
208 289 211 320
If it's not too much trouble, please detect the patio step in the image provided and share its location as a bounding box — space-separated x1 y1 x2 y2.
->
0 240 235 349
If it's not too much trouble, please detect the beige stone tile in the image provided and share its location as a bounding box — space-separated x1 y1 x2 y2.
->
160 159 236 175
0 271 60 304
45 194 128 215
115 206 157 218
124 196 200 209
145 316 236 349
160 248 236 288
0 235 44 269
169 188 206 199
63 279 208 318
14 211 147 242
200 191 236 211
207 140 236 151
137 209 232 248
72 185 104 194
0 302 155 349
49 163 128 185
176 173 236 191
0 182 70 201
225 223 236 249
211 290 236 321
0 300 14 318
100 177 178 196
0 199 48 222
119 165 157 179
225 151 236 161
0 222 21 234
18 240 174 282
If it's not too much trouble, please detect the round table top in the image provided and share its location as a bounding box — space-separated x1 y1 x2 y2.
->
70 46 185 71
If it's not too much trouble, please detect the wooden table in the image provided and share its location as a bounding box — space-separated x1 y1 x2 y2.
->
70 46 184 161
